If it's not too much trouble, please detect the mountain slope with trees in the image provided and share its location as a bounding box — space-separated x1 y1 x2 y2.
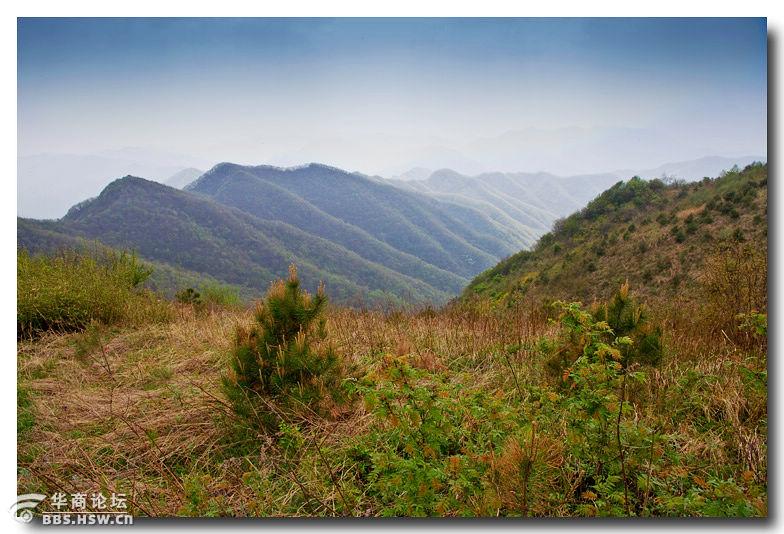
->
464 163 767 314
186 163 528 279
18 176 460 305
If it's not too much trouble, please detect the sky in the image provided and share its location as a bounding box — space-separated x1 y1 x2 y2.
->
18 18 767 183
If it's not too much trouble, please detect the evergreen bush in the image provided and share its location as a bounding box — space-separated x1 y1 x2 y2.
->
223 265 347 425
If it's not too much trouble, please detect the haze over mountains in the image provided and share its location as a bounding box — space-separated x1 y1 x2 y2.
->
18 148 216 219
391 155 765 184
21 161 559 304
390 169 622 240
17 155 766 305
18 145 764 220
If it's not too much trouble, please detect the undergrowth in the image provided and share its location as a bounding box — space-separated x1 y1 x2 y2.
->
17 247 171 337
17 270 767 517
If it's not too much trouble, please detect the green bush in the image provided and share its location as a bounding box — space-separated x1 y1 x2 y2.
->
199 281 242 307
671 226 686 243
176 282 241 311
351 358 562 517
546 283 663 380
591 282 663 366
338 299 760 517
17 247 168 337
542 302 759 516
176 287 203 307
223 265 347 426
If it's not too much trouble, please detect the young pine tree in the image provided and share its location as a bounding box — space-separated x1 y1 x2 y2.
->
591 281 663 366
223 265 346 424
546 282 663 382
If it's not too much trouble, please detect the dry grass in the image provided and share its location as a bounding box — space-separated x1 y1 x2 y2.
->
18 297 766 517
18 302 557 516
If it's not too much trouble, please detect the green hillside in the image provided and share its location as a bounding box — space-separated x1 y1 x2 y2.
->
464 163 767 309
18 164 769 518
21 162 568 307
19 176 456 305
187 163 524 279
16 221 248 300
186 165 467 294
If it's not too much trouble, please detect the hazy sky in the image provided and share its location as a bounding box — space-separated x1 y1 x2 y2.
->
18 18 767 177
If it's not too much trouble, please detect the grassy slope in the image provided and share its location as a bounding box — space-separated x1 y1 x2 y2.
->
17 219 249 299
18 298 766 516
464 163 768 306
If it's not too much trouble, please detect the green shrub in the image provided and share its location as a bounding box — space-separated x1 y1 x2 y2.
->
546 283 662 379
176 282 241 311
671 226 686 243
17 247 168 337
223 265 347 426
685 215 698 235
176 287 203 307
199 281 242 307
542 301 760 517
352 359 562 517
591 282 663 367
737 311 767 338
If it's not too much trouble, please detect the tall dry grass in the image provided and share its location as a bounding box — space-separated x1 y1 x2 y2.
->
17 287 766 516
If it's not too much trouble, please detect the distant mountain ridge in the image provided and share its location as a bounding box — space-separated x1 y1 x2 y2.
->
18 157 766 306
387 168 622 243
621 155 765 181
186 162 529 279
385 156 766 243
19 161 562 305
20 176 458 305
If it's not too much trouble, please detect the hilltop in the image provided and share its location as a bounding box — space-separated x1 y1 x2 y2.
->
464 163 767 309
187 162 528 278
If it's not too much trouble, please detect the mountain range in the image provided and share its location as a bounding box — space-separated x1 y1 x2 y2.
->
389 169 622 241
17 157 766 305
22 162 554 305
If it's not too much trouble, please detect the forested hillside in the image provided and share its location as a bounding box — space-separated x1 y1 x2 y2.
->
22 162 594 305
187 163 527 278
19 176 459 305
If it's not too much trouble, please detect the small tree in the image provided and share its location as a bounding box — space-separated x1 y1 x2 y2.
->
223 265 346 425
176 287 202 307
545 282 662 381
591 281 663 367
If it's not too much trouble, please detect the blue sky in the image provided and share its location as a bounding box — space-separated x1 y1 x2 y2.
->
18 18 767 176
